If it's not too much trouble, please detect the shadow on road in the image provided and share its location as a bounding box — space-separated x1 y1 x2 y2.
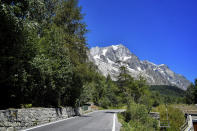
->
104 111 116 114
79 115 92 117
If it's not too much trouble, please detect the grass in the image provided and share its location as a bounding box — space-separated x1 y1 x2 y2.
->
117 113 132 131
152 104 185 131
117 102 159 131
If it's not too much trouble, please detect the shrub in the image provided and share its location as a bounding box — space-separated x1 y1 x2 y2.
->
124 102 148 123
120 102 159 131
153 104 185 131
21 104 32 108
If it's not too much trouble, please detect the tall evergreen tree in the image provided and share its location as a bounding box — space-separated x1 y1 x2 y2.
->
185 79 197 104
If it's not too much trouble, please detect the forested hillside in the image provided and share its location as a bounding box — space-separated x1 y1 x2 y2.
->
150 85 185 97
149 85 186 104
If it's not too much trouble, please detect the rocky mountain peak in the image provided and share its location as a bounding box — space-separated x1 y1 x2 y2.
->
88 44 191 90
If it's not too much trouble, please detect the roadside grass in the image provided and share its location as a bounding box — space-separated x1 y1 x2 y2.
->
117 104 187 131
117 113 132 131
117 102 159 131
152 104 185 131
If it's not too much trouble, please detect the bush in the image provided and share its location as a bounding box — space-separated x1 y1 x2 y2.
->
21 104 32 108
99 97 111 109
124 102 148 123
152 104 185 131
120 102 159 131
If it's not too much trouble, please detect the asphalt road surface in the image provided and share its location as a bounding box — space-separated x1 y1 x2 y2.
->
22 110 123 131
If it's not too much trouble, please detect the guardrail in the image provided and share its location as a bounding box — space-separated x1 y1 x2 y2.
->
181 121 189 131
180 115 194 131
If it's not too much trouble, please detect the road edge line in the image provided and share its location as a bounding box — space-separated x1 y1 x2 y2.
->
112 113 116 131
21 110 100 131
20 116 77 131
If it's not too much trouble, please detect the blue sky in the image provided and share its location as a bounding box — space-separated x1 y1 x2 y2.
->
79 0 197 82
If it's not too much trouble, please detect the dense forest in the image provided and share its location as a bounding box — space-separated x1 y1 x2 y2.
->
150 85 185 97
149 85 186 104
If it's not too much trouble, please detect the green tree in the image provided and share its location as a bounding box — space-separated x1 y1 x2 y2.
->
30 25 74 107
54 0 88 65
185 79 197 104
0 0 37 108
194 79 197 103
117 65 134 104
117 65 149 105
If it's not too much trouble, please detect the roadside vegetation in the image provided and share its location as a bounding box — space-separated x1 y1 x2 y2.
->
118 102 159 131
152 105 185 131
117 78 197 131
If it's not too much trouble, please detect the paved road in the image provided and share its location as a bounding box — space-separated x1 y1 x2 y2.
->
23 110 123 131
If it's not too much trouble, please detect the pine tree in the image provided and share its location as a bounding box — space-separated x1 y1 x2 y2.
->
185 79 197 104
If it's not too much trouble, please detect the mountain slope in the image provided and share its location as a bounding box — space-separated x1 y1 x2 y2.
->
88 44 190 90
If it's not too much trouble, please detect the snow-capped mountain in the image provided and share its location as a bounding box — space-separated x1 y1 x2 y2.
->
88 44 191 90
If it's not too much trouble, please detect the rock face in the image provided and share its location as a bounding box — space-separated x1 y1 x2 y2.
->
88 44 191 90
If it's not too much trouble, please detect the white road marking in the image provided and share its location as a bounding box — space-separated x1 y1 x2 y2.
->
21 116 77 131
21 110 100 131
112 113 116 131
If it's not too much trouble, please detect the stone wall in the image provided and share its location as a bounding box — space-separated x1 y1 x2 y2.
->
0 107 77 131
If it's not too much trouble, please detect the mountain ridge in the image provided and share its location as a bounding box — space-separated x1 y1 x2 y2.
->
88 44 191 90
